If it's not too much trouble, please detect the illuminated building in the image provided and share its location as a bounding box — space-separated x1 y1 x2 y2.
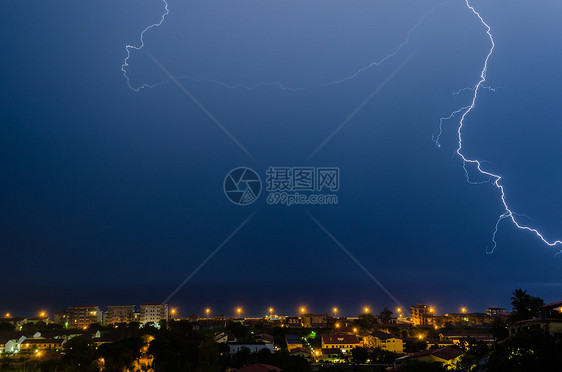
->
106 305 135 325
139 303 168 325
67 306 102 329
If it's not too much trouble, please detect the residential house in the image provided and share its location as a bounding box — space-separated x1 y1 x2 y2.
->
363 331 404 353
321 333 361 351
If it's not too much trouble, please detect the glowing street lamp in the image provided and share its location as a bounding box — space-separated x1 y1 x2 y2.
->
332 307 338 317
269 307 274 315
206 308 211 318
236 307 242 316
363 306 370 314
396 307 403 317
39 311 46 318
300 307 306 315
461 307 467 313
5 313 10 318
429 307 434 314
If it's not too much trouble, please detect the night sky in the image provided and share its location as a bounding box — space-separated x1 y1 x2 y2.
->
2 0 562 318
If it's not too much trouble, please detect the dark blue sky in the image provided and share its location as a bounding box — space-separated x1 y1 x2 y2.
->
1 0 562 318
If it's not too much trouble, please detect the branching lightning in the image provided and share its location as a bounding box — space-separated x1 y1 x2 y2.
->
121 0 170 92
442 0 562 253
121 0 447 92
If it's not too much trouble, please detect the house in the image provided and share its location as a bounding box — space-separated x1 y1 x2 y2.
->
509 301 562 337
215 331 236 344
301 314 328 328
20 338 65 352
394 347 463 370
363 331 404 353
439 332 494 345
321 333 361 351
289 347 311 360
0 332 41 354
255 333 274 344
486 308 508 317
285 334 302 351
319 348 343 362
285 316 302 328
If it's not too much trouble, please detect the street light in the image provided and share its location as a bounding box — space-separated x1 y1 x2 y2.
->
332 307 338 317
39 311 46 318
429 307 434 314
206 308 211 318
269 307 274 315
5 313 10 318
363 306 370 314
461 307 467 313
300 307 306 315
236 307 242 316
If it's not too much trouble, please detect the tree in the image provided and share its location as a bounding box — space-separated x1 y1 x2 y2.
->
487 328 562 372
96 337 144 372
455 337 489 371
196 336 221 372
0 323 15 332
351 347 369 365
510 289 544 322
489 318 508 341
357 313 377 330
379 308 393 324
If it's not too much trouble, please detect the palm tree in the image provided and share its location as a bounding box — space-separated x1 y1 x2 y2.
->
510 288 544 322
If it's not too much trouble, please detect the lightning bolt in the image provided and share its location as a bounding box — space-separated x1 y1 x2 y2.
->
121 0 447 92
121 0 170 92
443 0 562 252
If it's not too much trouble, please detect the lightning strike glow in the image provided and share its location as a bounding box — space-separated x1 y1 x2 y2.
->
444 0 562 253
121 0 170 92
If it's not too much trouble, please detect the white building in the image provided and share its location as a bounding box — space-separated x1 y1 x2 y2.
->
139 303 168 325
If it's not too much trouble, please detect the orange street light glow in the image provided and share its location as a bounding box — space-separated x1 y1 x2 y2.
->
332 307 338 314
300 307 306 314
269 307 274 314
364 307 370 313
461 307 467 313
